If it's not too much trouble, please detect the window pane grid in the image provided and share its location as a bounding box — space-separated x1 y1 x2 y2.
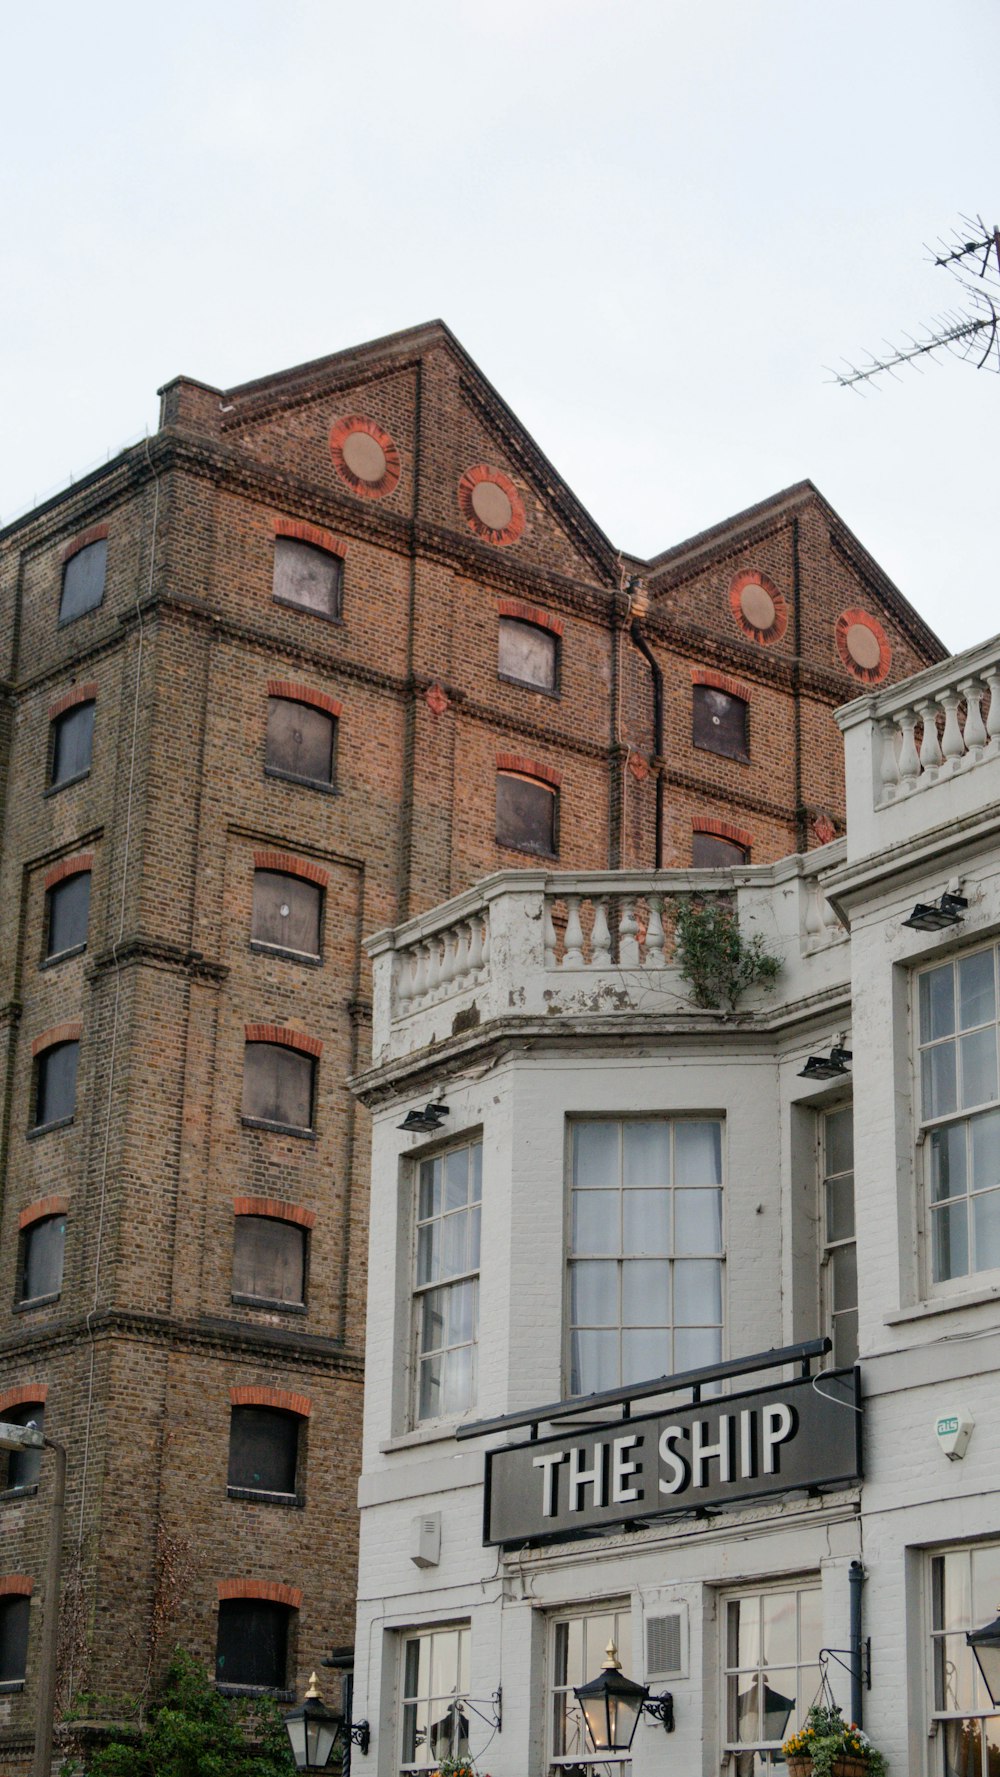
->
931 1549 1000 1776
551 1606 632 1771
568 1120 724 1395
822 1107 857 1366
919 950 1000 1283
723 1586 822 1772
414 1142 482 1422
400 1626 470 1773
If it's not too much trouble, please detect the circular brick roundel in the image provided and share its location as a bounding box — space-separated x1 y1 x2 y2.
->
458 465 526 547
836 608 892 684
329 415 401 500
729 571 788 645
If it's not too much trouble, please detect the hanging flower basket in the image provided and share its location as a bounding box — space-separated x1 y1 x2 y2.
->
782 1700 887 1777
785 1760 869 1777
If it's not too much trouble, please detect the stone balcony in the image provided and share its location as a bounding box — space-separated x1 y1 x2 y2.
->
838 630 1000 863
366 848 852 1068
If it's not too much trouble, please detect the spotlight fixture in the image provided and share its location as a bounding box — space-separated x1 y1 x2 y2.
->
799 1046 853 1081
902 893 967 932
397 1101 450 1134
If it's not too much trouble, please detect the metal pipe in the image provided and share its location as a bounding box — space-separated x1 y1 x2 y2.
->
628 610 664 867
849 1559 864 1730
31 1438 66 1777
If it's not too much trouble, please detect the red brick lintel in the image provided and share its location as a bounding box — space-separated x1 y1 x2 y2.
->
31 1023 82 1059
217 1579 302 1609
62 523 109 564
48 683 98 722
274 518 348 559
266 680 342 718
0 1576 33 1599
691 667 753 702
497 599 563 637
233 1196 316 1230
230 1385 311 1418
19 1196 69 1231
252 851 329 889
496 752 561 788
44 852 95 892
0 1384 49 1415
244 1024 322 1058
693 815 754 850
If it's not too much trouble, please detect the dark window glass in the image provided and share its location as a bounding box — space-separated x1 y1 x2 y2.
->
272 538 342 619
59 539 107 623
692 686 749 760
216 1599 290 1691
251 872 322 958
46 873 91 959
228 1406 299 1495
50 703 95 788
498 618 557 692
34 1042 79 1129
242 1043 315 1133
233 1216 307 1305
20 1216 66 1302
2 1404 45 1491
691 831 748 867
496 773 557 857
265 698 334 787
0 1596 30 1685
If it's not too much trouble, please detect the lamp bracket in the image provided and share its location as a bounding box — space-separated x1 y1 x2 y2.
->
348 1720 371 1755
464 1687 502 1734
643 1691 675 1732
820 1643 872 1692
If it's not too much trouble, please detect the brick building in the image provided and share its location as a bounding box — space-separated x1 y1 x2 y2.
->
0 320 942 1762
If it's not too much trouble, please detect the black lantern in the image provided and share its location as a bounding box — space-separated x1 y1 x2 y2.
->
284 1673 343 1771
573 1641 665 1754
967 1610 1000 1706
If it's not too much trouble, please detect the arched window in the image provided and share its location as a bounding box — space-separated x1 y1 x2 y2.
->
272 537 343 620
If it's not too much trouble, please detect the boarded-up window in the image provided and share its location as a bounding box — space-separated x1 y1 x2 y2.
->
251 871 322 958
496 772 557 857
34 1042 79 1129
265 698 335 788
2 1403 45 1491
0 1596 30 1685
20 1215 66 1302
692 685 749 760
50 703 95 788
46 872 91 959
272 538 342 619
59 539 107 623
242 1042 315 1133
498 618 557 692
233 1216 307 1305
691 831 748 866
228 1406 300 1496
216 1599 290 1692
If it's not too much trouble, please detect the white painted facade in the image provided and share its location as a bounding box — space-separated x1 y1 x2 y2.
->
351 634 1000 1777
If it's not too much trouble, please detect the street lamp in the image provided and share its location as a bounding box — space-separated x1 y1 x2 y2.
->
572 1641 674 1755
283 1672 343 1770
0 1421 66 1777
967 1609 1000 1705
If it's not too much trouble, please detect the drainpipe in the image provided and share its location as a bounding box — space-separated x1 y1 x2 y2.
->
627 578 664 869
849 1559 865 1729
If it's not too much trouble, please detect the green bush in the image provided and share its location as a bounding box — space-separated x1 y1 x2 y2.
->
672 896 781 1010
77 1649 298 1777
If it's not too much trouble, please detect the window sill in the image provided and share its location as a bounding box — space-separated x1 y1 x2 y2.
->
496 840 559 862
264 767 337 796
692 740 750 764
26 1116 74 1140
40 943 87 970
216 1683 294 1703
884 1283 1000 1325
227 1486 304 1507
380 1418 477 1454
0 1680 26 1694
249 941 322 968
0 1484 38 1503
272 596 344 625
231 1293 307 1315
497 671 560 700
13 1293 61 1315
58 604 104 627
241 1117 317 1141
44 772 90 799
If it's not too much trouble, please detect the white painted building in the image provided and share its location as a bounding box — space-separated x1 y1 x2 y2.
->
350 634 1000 1777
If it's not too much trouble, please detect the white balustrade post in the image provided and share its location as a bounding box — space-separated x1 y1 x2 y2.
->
619 898 640 967
960 680 988 754
543 901 558 968
591 898 612 967
467 915 484 981
940 690 965 766
644 897 665 967
896 709 921 785
877 718 900 795
985 670 1000 747
917 699 943 776
564 896 585 967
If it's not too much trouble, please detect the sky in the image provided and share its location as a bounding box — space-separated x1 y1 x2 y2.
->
2 0 998 652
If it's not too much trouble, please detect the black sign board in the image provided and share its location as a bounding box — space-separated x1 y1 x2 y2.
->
483 1369 861 1547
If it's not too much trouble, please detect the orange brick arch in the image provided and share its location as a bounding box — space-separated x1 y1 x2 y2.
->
217 1579 302 1609
230 1386 311 1418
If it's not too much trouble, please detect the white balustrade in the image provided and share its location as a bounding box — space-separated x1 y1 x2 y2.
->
874 656 1000 806
393 908 491 1015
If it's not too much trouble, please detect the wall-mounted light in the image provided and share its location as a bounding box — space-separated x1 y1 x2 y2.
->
902 893 967 932
798 1046 853 1081
397 1101 450 1133
572 1641 674 1753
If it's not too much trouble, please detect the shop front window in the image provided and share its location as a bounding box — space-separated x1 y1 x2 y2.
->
399 1625 470 1774
931 1545 1000 1775
722 1583 823 1773
551 1604 632 1771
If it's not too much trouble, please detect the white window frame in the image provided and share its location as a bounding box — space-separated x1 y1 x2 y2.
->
548 1600 634 1773
719 1578 824 1774
397 1622 471 1776
916 943 1000 1298
820 1102 857 1366
928 1543 1000 1776
411 1135 482 1426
